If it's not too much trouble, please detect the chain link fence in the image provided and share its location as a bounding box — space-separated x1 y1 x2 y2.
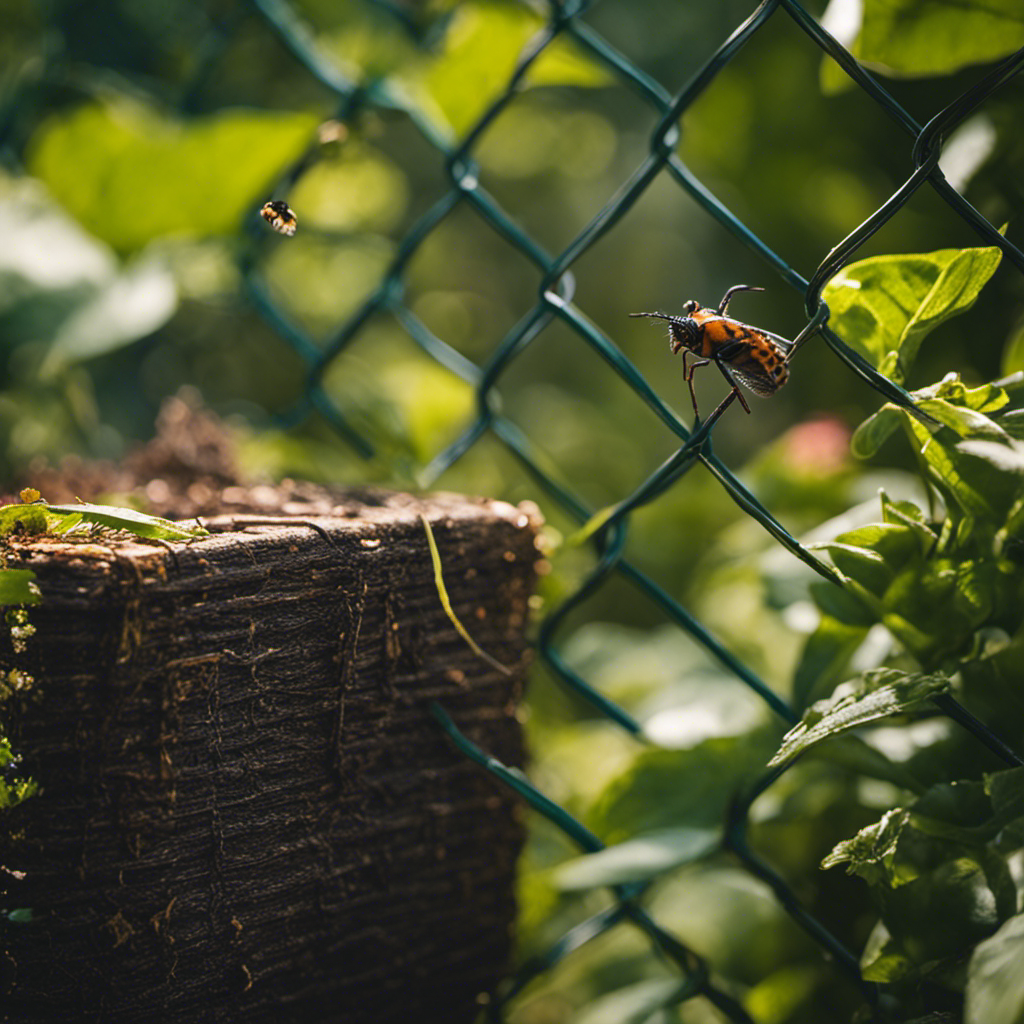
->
9 0 1024 1020
240 3 1024 1019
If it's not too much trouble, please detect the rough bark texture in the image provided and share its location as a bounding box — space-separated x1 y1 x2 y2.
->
0 489 537 1024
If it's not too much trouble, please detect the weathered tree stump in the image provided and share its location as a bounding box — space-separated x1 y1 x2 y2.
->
1 490 537 1023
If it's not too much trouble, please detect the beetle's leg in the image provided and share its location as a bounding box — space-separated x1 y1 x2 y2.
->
717 284 765 315
701 385 743 432
714 359 751 414
682 351 711 421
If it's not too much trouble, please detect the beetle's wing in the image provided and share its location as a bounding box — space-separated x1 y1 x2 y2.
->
730 365 781 397
727 318 794 357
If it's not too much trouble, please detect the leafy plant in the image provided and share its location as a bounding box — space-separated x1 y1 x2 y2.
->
765 248 1024 1021
522 247 1024 1023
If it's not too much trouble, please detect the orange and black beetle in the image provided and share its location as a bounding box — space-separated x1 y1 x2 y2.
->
631 284 792 422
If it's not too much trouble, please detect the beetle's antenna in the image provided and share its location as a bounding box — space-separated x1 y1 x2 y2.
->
717 284 765 315
629 311 676 322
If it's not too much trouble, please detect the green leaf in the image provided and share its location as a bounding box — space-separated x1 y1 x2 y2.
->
792 590 873 711
858 0 1024 77
956 440 1024 474
966 913 1024 1024
0 569 41 607
917 399 1011 442
877 854 1002 966
768 669 950 769
812 541 892 596
986 767 1024 831
823 247 1002 380
860 921 916 983
822 808 910 884
809 579 879 628
879 492 937 553
878 557 994 661
570 978 690 1024
552 827 720 890
852 404 904 458
402 1 612 138
590 734 774 844
902 413 1021 520
28 101 319 253
828 521 923 584
910 778 994 843
43 503 208 541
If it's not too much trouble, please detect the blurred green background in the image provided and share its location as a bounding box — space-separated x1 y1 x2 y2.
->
3 1 1024 1021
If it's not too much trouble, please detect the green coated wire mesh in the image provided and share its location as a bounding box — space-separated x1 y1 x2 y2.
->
12 0 1024 1020
236 3 1024 1018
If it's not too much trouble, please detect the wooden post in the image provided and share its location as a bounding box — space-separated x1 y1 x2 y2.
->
1 491 538 1023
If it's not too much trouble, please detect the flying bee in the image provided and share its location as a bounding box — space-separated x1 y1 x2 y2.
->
631 284 793 423
260 199 297 236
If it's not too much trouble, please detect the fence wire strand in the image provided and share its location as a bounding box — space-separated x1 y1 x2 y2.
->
18 0 1024 1020
233 2 1024 1019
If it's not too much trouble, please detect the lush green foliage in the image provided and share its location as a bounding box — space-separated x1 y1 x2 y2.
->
522 245 1024 1024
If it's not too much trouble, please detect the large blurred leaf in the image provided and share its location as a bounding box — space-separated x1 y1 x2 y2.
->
43 254 177 369
0 177 178 361
27 101 318 252
570 978 690 1024
553 827 720 890
858 0 1024 77
769 669 950 769
590 734 775 844
823 247 1002 381
965 913 1024 1024
402 1 612 137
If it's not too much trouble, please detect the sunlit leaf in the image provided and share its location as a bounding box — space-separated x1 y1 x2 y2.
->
28 101 319 252
769 668 950 769
553 827 720 890
858 0 1024 77
822 807 910 884
823 247 1002 380
902 414 1020 519
404 1 612 137
917 400 1010 442
43 502 209 541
